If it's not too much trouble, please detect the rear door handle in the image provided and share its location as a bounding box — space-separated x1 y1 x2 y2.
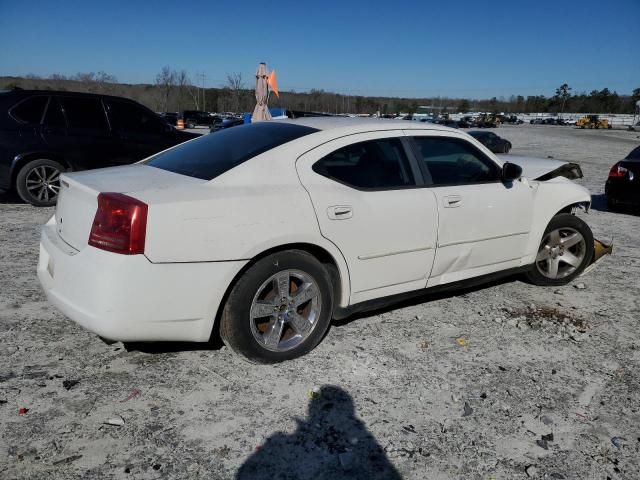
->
443 195 463 208
327 205 353 220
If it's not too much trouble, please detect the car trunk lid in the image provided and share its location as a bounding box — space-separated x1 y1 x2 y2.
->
55 164 203 251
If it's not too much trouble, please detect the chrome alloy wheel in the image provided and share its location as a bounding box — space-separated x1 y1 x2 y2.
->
535 227 587 279
249 269 322 352
25 165 61 203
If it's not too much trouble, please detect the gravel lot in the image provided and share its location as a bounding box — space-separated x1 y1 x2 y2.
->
1 125 639 480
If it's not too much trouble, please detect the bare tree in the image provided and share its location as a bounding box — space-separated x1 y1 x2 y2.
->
226 73 244 113
176 70 190 111
155 66 177 112
187 82 200 110
72 71 117 93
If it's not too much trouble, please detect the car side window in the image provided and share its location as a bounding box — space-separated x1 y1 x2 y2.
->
312 138 415 190
413 137 501 186
106 100 166 134
60 97 109 131
11 96 48 124
43 98 66 128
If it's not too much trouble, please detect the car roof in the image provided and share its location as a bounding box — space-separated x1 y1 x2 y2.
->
273 116 457 134
0 89 139 103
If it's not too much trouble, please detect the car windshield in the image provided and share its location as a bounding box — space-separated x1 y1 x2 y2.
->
145 122 318 180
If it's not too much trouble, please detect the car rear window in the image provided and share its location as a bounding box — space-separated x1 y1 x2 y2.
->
626 146 640 160
145 122 318 180
11 96 48 124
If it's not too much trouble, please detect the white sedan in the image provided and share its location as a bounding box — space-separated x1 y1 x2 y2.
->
38 118 594 363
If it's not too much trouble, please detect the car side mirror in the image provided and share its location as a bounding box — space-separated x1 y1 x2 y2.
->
502 162 522 182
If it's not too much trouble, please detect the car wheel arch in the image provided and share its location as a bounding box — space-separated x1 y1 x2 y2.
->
207 242 350 343
11 152 71 186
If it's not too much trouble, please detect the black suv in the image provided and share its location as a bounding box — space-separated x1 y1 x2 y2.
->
0 90 199 206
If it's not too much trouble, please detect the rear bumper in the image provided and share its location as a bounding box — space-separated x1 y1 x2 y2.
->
37 218 247 342
605 180 640 205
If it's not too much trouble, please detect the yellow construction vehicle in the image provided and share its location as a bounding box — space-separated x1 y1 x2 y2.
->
474 113 501 128
576 115 611 129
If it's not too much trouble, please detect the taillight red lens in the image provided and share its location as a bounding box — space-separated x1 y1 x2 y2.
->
608 163 628 178
88 193 148 255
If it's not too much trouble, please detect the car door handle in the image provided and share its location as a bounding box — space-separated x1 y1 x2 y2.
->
443 195 463 208
327 205 353 220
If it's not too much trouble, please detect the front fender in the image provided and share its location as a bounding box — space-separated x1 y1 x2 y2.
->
522 178 592 264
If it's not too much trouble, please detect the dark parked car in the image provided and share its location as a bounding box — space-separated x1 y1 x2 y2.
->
468 131 512 153
181 110 220 128
605 145 640 210
210 117 244 132
160 112 178 126
0 90 198 206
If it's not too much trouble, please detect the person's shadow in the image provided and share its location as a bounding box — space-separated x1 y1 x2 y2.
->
236 385 401 480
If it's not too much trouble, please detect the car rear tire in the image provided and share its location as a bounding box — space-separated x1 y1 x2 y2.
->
524 213 594 286
15 159 65 207
220 250 334 363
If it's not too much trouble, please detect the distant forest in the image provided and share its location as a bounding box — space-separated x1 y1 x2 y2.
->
2 71 639 115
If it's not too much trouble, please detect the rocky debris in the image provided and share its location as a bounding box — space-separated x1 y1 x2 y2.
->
104 415 125 427
574 283 586 290
525 464 538 477
52 455 82 465
462 402 473 417
611 436 626 449
496 304 590 338
536 433 554 450
62 379 79 390
540 415 554 426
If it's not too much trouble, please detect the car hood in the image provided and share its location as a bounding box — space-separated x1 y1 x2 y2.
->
498 154 583 180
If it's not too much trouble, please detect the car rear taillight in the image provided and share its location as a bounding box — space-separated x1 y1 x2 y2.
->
608 163 628 178
88 193 148 255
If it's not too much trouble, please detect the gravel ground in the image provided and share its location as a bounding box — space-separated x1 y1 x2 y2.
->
1 125 639 480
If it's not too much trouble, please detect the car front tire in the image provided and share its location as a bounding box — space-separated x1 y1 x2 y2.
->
220 250 334 363
524 213 594 286
16 159 65 207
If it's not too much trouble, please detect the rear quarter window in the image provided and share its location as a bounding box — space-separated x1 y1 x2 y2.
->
145 122 318 180
10 96 48 124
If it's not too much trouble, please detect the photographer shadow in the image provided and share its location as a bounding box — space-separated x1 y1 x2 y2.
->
236 385 401 480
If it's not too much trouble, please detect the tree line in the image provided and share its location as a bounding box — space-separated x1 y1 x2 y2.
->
3 71 639 115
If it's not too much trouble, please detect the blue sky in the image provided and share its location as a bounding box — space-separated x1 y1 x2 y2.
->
1 0 638 99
